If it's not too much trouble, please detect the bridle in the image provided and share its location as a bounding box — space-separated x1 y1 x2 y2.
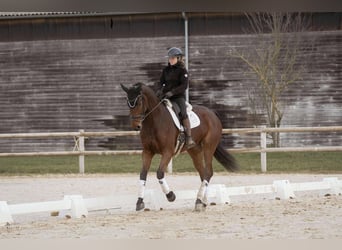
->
126 95 145 122
126 94 163 123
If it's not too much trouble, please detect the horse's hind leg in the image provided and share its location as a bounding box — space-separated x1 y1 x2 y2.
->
194 134 221 210
188 149 209 211
157 152 176 202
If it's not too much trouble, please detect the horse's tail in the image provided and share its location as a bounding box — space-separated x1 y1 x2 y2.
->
214 142 239 172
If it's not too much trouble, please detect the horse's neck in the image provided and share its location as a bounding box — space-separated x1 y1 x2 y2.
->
142 87 162 113
146 98 167 120
143 104 170 136
141 86 172 126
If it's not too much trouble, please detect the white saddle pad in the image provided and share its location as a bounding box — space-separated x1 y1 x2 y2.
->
163 99 200 131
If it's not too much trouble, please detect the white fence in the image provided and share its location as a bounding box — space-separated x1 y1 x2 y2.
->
1 177 341 226
1 126 342 173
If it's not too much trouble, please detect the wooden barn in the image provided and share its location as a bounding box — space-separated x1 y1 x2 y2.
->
0 12 341 153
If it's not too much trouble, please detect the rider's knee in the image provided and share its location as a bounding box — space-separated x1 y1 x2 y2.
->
180 112 188 121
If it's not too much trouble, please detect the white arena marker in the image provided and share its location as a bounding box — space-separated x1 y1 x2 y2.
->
210 184 230 204
0 201 13 226
323 177 342 195
273 180 295 200
63 195 88 218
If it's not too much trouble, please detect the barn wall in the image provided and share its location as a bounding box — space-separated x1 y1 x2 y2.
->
188 31 342 148
0 13 341 152
0 36 184 152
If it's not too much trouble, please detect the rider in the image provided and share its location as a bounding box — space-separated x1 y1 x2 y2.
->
155 47 196 149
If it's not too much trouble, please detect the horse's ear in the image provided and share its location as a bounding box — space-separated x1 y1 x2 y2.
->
120 84 129 93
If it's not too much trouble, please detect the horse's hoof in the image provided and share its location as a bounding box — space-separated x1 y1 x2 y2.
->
136 198 145 211
166 191 176 202
194 198 207 212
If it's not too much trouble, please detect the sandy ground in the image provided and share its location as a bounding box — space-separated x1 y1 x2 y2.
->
0 173 341 239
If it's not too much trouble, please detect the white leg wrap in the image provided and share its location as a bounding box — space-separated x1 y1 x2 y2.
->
138 179 146 198
158 178 170 194
197 180 209 202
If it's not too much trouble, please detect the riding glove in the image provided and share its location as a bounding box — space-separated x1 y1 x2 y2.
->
156 89 163 98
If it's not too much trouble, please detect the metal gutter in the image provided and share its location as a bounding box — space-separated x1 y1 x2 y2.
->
182 12 189 102
0 12 146 20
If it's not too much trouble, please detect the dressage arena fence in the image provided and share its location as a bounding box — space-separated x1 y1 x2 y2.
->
1 126 342 173
1 177 341 226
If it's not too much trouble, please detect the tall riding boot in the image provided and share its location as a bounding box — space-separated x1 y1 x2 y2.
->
182 118 196 149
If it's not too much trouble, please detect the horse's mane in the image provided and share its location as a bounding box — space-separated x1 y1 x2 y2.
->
135 82 158 100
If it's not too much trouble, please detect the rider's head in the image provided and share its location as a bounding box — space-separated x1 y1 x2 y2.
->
167 47 184 66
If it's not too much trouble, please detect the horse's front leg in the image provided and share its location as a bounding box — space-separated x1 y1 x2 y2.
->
195 179 209 211
157 153 176 202
136 150 153 211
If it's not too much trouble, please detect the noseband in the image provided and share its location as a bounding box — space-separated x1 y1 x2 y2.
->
126 94 163 123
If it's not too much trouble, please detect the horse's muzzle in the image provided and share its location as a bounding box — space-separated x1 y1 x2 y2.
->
134 125 141 131
131 120 142 131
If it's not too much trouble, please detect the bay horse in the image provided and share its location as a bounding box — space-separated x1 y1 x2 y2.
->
121 82 238 211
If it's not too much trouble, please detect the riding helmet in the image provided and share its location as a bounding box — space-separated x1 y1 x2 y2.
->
167 47 184 57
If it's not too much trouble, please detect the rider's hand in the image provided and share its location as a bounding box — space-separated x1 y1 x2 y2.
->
156 90 163 98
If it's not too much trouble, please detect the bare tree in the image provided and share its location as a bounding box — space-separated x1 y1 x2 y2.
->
230 12 311 147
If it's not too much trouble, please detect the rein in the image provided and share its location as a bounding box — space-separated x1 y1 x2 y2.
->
141 101 163 122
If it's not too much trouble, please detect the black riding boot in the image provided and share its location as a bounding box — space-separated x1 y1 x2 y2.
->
182 118 196 149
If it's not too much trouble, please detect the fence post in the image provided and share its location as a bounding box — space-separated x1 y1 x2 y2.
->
260 126 267 172
79 129 85 174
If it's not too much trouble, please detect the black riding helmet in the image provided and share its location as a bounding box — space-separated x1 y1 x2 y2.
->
167 47 184 57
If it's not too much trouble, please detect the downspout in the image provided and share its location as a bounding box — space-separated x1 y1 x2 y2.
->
182 12 189 102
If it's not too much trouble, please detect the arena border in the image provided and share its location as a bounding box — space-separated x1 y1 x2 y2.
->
1 176 341 226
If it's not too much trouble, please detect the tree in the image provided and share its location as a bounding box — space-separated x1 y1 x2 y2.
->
230 12 311 147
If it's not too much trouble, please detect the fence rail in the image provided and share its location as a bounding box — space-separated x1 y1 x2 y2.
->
1 126 342 173
222 126 342 134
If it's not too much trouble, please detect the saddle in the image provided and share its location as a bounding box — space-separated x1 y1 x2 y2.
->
162 99 200 131
163 99 200 156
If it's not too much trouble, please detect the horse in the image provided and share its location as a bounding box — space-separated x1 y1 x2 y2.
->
121 82 239 211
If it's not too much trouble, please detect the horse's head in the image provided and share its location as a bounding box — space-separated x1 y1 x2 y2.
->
121 82 145 131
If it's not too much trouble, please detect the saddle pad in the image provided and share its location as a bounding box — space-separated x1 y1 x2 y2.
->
164 100 200 131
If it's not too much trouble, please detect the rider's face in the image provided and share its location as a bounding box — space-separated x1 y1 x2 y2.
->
168 56 178 65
